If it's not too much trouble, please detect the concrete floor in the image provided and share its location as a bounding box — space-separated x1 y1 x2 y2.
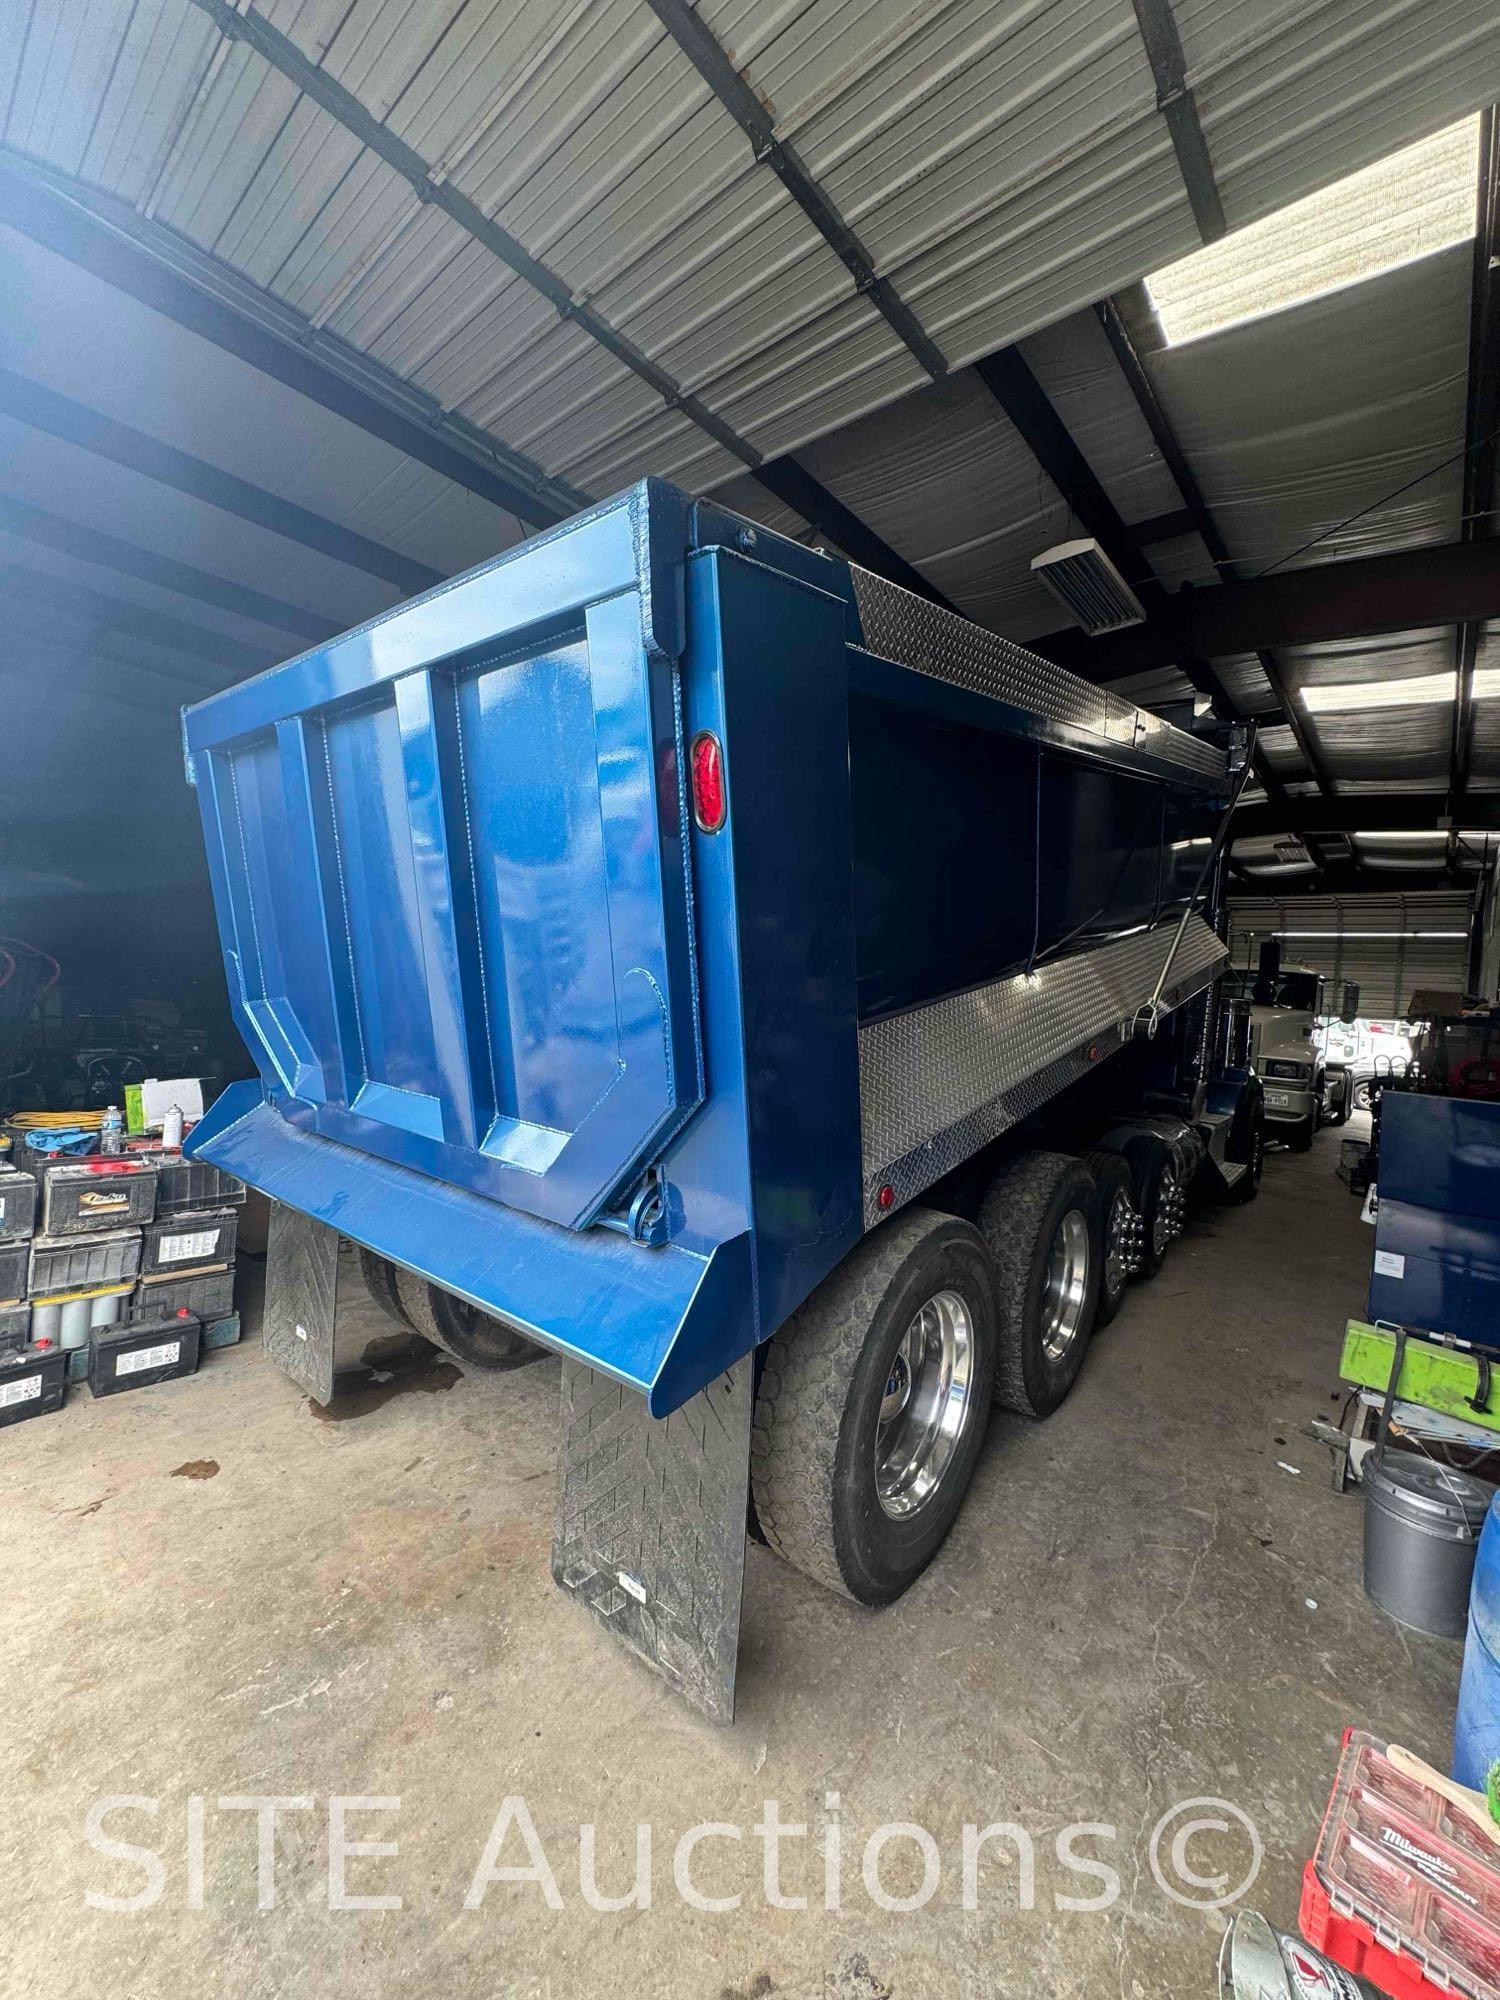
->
1 1119 1465 1999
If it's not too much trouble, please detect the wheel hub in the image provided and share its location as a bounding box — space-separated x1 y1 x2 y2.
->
1042 1208 1091 1360
875 1291 975 1520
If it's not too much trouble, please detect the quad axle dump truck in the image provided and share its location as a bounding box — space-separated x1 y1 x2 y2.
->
183 480 1263 1720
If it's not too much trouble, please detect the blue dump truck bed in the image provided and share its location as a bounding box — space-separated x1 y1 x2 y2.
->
183 480 1248 1715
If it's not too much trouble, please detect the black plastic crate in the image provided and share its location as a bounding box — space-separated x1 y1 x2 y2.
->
0 1303 29 1353
131 1269 235 1322
0 1167 37 1244
141 1209 238 1277
88 1313 202 1396
39 1160 158 1236
0 1241 26 1305
143 1156 247 1214
0 1344 66 1426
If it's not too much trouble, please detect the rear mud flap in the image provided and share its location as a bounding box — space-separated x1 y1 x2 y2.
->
553 1356 752 1725
262 1203 340 1405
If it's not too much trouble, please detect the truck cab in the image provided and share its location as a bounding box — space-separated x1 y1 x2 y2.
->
1226 947 1358 1149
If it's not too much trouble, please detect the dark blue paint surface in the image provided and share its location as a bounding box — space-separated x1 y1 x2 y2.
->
1371 1093 1500 1342
185 479 1228 1412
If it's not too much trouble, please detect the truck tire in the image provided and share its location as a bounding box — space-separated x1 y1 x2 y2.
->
750 1209 998 1606
1324 1070 1351 1127
357 1246 414 1332
1119 1135 1182 1280
1221 1103 1265 1206
1287 1107 1317 1152
978 1151 1101 1416
392 1267 543 1372
1083 1151 1135 1329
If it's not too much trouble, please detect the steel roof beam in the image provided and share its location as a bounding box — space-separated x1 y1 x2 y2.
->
184 0 766 475
1045 539 1500 675
971 343 1262 729
1232 795 1500 840
1450 105 1499 808
0 150 579 530
1 564 274 678
1129 0 1227 243
1094 291 1332 801
750 457 958 610
0 495 340 642
0 367 445 595
640 0 946 381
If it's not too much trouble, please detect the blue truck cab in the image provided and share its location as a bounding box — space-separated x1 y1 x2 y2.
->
184 480 1261 1718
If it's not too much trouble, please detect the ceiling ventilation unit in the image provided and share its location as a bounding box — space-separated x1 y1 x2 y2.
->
1031 538 1147 634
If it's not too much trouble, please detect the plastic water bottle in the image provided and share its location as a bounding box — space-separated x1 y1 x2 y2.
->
100 1105 123 1155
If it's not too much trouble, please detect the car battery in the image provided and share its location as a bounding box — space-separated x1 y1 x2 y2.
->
88 1312 202 1397
140 1209 238 1278
0 1241 26 1306
0 1166 37 1244
0 1343 66 1427
202 1311 241 1351
131 1269 235 1322
30 1227 142 1303
0 1303 30 1353
39 1159 158 1237
140 1155 246 1215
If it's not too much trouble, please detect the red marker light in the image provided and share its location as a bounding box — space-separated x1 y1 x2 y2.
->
877 1183 895 1211
690 731 726 832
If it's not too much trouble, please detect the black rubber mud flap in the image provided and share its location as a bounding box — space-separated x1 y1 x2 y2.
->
262 1204 340 1405
553 1357 752 1725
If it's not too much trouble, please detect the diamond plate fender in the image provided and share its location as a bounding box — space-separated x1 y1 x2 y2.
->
553 1357 752 1725
262 1202 339 1405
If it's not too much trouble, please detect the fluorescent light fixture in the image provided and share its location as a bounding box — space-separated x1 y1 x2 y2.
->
1302 668 1500 714
1147 116 1480 346
1355 830 1448 842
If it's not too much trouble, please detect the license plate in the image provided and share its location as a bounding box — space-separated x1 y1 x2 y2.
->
1266 1091 1290 1107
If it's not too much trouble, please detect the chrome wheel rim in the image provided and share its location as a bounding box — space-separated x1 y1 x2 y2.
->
1152 1168 1179 1258
875 1290 975 1520
1042 1209 1091 1360
1104 1188 1132 1298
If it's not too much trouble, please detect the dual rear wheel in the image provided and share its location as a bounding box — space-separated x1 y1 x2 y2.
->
753 1146 1150 1605
355 1245 542 1371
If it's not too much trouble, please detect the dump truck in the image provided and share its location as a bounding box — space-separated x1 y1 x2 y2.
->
182 480 1263 1720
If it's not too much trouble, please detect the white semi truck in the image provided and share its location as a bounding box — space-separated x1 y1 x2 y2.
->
1225 945 1358 1149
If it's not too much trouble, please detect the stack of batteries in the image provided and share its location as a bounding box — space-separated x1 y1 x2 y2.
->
0 1140 248 1424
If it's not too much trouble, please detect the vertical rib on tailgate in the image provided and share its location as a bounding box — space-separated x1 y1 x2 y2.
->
184 484 704 1246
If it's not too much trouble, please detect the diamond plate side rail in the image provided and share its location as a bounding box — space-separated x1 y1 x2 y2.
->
262 1202 339 1404
848 564 1225 780
859 915 1227 1222
553 1356 753 1725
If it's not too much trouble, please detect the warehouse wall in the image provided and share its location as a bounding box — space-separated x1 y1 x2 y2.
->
1227 891 1478 1018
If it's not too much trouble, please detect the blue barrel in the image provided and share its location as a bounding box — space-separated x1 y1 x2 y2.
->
1455 1491 1500 1790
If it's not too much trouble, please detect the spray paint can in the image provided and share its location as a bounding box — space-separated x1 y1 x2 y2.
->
162 1104 185 1151
100 1105 124 1156
1219 1911 1372 1998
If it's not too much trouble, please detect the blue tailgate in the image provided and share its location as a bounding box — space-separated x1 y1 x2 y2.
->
184 484 703 1239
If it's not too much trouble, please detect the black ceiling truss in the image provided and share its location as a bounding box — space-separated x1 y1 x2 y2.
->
1093 288 1337 881
184 0 762 474
0 150 579 531
751 458 957 609
1128 0 1227 243
1234 794 1500 840
1450 104 1499 808
0 494 340 643
1044 538 1500 677
640 0 946 381
0 368 444 595
970 339 1288 803
1 565 274 680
